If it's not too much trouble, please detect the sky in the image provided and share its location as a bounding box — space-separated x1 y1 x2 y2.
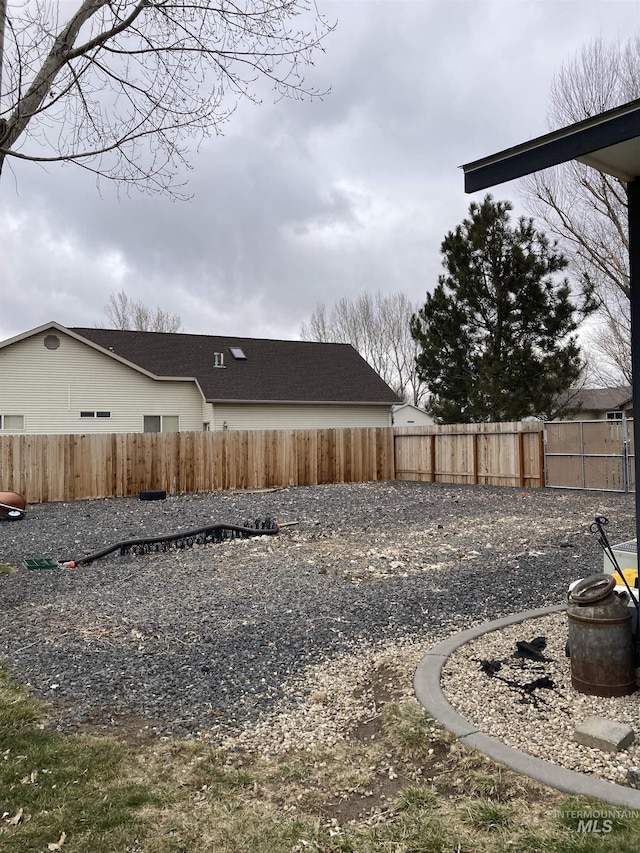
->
1 0 639 344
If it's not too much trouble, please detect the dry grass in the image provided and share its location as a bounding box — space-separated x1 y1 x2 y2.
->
2 649 640 852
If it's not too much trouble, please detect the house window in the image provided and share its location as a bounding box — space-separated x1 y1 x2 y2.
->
606 411 624 421
0 415 24 430
144 415 179 433
80 411 111 418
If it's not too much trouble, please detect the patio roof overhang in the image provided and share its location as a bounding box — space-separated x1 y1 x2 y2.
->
461 97 640 547
462 97 640 192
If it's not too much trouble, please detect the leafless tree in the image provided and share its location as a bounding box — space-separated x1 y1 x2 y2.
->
300 291 428 406
583 309 633 387
521 35 639 383
104 289 182 331
0 1 334 194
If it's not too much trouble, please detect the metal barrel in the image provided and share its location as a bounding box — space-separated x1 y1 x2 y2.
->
567 574 637 697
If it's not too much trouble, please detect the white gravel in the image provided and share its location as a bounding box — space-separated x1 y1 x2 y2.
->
441 611 640 788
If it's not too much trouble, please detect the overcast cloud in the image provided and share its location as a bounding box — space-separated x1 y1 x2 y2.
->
1 0 638 343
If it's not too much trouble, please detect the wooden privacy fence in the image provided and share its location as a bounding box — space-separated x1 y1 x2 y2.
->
394 422 545 489
0 423 546 503
0 428 395 503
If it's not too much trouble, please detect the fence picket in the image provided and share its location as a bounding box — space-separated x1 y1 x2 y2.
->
0 423 546 503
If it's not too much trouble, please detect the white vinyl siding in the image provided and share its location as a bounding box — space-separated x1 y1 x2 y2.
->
391 405 434 427
212 403 392 431
0 331 205 434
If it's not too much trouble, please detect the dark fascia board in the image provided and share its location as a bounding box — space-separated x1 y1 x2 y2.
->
463 97 640 193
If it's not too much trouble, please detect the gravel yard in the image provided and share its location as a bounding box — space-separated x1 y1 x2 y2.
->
0 481 636 765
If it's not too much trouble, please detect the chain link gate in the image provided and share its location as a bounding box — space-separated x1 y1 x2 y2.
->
544 419 635 492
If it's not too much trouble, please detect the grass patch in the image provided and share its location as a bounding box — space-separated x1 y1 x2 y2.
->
0 667 163 852
2 672 640 852
463 798 515 832
380 699 451 759
0 564 15 575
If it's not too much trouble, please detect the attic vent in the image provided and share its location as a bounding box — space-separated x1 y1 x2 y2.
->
213 352 225 368
44 334 60 350
229 347 246 360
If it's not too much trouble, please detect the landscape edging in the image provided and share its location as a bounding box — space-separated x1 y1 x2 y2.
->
414 604 640 809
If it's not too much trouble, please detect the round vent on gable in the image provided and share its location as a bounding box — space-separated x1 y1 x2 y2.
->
44 334 60 350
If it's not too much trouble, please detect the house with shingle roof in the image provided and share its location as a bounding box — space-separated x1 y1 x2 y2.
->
0 322 401 434
554 385 633 421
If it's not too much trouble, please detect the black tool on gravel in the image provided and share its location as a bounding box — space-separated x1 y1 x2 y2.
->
514 637 550 662
62 517 278 567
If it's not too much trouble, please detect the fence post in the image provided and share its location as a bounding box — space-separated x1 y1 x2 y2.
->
472 433 479 485
430 434 436 483
518 431 525 488
538 428 546 488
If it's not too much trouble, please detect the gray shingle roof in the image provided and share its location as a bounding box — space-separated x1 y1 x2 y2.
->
566 385 632 413
71 328 402 405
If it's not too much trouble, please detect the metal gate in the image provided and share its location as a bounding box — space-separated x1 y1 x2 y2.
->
544 419 635 492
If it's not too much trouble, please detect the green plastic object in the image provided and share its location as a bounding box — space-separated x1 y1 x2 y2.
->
22 558 59 571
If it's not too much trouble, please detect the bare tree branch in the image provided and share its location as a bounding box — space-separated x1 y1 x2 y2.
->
520 35 639 382
103 289 182 331
0 1 334 195
301 291 428 406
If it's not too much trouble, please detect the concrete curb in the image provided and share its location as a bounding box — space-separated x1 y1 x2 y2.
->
414 604 640 808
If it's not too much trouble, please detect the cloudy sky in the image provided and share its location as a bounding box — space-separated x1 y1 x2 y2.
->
1 0 638 343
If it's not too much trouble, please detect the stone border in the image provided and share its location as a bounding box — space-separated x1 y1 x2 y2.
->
414 604 640 808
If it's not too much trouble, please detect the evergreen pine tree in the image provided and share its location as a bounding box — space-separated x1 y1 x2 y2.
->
411 196 594 423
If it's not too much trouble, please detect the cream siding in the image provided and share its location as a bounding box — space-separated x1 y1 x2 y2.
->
202 402 215 430
0 330 205 434
392 405 435 426
213 403 392 431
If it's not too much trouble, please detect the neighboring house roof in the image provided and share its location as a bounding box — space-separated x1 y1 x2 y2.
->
57 326 400 405
565 386 632 413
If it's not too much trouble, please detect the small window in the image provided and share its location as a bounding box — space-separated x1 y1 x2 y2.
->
229 347 246 360
144 415 179 433
81 410 111 418
144 415 161 433
162 415 179 433
0 415 24 430
606 411 624 421
44 334 60 350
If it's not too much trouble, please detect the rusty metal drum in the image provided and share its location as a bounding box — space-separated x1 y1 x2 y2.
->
567 574 637 697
